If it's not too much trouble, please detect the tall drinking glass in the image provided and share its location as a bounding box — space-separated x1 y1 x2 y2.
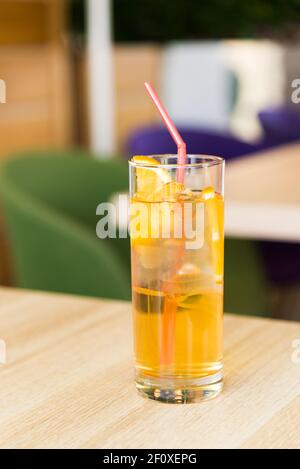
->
129 155 224 403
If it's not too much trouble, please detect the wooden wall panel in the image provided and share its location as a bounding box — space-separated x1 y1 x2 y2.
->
0 45 73 157
0 0 48 45
77 45 162 152
0 46 49 103
114 46 161 151
0 0 67 45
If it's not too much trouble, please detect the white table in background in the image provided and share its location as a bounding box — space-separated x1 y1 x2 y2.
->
225 142 300 242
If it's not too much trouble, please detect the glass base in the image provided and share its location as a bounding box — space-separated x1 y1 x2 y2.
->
135 370 223 404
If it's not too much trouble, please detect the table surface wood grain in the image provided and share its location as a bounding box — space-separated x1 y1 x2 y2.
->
0 287 300 449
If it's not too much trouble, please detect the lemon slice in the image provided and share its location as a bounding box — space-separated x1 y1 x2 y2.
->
152 181 185 202
130 156 185 245
201 187 224 281
132 156 172 200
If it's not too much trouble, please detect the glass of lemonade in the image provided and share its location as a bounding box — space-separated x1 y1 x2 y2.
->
129 155 224 403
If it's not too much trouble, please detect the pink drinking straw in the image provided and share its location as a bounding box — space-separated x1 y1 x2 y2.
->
144 82 186 367
144 82 186 183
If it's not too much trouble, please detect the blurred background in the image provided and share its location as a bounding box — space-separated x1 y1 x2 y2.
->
0 0 300 319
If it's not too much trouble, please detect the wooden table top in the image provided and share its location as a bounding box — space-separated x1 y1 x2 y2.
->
0 287 300 449
225 142 300 242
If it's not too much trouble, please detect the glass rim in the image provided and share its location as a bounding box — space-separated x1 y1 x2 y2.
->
128 154 224 169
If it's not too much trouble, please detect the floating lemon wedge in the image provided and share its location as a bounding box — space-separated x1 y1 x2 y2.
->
130 156 185 246
201 186 224 281
132 156 172 201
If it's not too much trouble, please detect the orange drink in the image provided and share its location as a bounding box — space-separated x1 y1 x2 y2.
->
129 155 224 403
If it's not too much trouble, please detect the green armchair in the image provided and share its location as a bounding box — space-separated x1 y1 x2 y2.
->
0 150 131 300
